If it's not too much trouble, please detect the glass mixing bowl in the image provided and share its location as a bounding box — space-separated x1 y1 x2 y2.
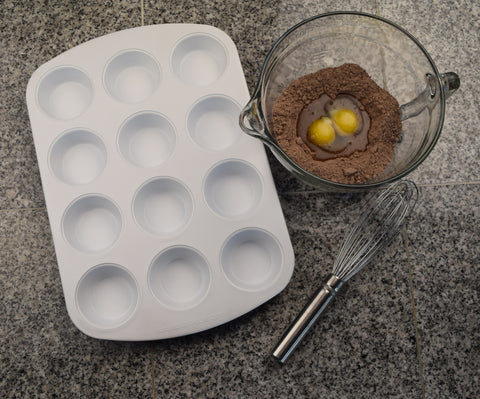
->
239 12 459 191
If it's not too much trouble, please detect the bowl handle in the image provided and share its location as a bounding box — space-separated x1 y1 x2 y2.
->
400 72 460 121
441 72 460 99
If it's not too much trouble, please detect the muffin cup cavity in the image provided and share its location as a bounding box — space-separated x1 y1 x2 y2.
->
133 177 193 237
149 246 210 310
204 160 263 219
104 50 161 104
221 229 282 291
49 129 107 185
37 66 93 120
76 264 139 329
62 195 122 254
171 34 227 86
187 96 242 151
118 112 176 168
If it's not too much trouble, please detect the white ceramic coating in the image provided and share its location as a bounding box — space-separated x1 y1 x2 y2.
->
26 24 294 340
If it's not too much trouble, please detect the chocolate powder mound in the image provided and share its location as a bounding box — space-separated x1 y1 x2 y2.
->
272 63 402 184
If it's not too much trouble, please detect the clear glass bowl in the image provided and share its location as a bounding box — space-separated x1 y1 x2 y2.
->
240 12 459 191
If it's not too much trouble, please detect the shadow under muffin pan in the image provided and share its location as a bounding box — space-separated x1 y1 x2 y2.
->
26 24 294 340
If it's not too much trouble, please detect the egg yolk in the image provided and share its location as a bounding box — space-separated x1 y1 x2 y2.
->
330 108 358 135
307 117 335 146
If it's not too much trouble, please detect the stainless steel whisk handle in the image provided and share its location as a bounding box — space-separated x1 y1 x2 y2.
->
272 274 344 363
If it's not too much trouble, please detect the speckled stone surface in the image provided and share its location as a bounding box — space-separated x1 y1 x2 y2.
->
407 184 480 398
1 0 479 398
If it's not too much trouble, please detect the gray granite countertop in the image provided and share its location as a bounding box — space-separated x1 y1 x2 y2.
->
1 1 478 398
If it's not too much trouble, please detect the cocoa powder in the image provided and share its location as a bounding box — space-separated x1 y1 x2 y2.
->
272 63 402 184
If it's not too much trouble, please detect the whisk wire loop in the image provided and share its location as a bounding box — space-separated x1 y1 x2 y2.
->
333 180 416 281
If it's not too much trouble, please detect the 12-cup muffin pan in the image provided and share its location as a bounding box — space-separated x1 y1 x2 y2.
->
26 24 295 340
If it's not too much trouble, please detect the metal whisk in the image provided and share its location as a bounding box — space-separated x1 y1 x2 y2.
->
272 180 418 363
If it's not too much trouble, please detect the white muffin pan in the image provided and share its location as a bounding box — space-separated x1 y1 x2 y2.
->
26 24 294 340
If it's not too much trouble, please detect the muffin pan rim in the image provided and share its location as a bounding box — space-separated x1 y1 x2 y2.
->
26 23 295 340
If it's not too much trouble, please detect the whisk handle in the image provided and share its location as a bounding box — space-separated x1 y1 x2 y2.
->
272 274 344 363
